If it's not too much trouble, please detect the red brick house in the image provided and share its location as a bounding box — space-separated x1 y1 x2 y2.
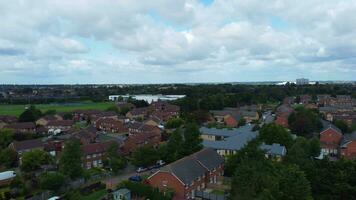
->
340 132 356 159
46 120 74 132
95 118 128 134
147 148 224 199
223 115 238 128
81 141 113 169
274 115 289 128
5 122 36 133
9 139 44 155
319 124 343 156
121 131 161 155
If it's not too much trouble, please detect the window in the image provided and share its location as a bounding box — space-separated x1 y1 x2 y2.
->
162 180 168 187
86 155 91 159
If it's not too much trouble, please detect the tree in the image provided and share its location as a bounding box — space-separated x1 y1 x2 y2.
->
277 164 312 200
132 145 159 167
0 148 17 168
258 123 293 149
165 118 184 129
20 149 52 173
106 105 119 113
18 105 42 122
0 128 14 149
238 118 246 127
288 107 322 137
162 129 184 162
43 109 56 115
106 143 126 174
181 123 203 156
59 139 83 179
63 112 73 120
39 172 66 192
334 120 349 133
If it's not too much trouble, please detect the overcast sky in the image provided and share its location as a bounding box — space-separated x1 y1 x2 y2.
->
0 0 355 84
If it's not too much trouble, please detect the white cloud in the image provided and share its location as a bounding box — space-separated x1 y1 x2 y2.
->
0 0 355 83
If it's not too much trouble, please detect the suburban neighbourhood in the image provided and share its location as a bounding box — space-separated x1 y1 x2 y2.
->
1 83 356 199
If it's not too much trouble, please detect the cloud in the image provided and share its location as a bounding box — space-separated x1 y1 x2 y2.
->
0 0 355 84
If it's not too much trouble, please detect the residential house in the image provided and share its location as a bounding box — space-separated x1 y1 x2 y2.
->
9 139 44 155
126 107 149 120
274 104 294 128
125 121 162 136
117 102 135 111
90 111 118 123
223 114 238 128
202 125 258 157
46 120 74 133
5 122 36 133
260 143 287 161
147 148 224 199
0 115 18 129
319 122 343 156
113 188 131 200
144 115 163 127
82 141 113 169
36 115 61 126
95 118 128 134
121 131 161 155
340 131 356 159
73 110 102 121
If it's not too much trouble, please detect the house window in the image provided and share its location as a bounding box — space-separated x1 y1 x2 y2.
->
86 162 91 169
197 177 201 181
162 180 168 187
93 154 97 158
86 155 91 159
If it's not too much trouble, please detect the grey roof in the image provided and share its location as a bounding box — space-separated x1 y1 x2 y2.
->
161 148 223 185
200 127 240 137
203 125 258 151
193 148 224 171
114 188 130 195
320 120 342 134
260 143 287 156
341 131 356 148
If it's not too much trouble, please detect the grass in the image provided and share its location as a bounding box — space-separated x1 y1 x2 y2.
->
211 189 225 195
0 101 116 116
80 189 107 200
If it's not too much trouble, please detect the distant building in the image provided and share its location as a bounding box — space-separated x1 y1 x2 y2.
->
113 188 131 200
296 78 309 85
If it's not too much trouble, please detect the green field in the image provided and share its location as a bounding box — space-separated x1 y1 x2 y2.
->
0 102 116 116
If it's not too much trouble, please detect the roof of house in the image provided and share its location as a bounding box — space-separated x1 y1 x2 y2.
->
199 126 249 137
81 141 113 155
6 122 36 130
46 120 74 127
0 115 18 123
341 131 356 148
159 148 224 185
11 139 44 152
260 143 287 156
320 120 342 135
202 125 258 151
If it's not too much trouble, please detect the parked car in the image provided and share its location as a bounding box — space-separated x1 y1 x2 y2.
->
156 160 165 166
136 167 148 173
0 171 16 186
129 175 142 182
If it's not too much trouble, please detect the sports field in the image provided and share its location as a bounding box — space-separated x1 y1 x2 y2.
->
0 101 116 116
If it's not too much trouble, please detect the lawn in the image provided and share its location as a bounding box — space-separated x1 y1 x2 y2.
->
0 101 116 116
80 189 107 200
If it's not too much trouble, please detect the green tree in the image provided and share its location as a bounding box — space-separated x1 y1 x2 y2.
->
106 105 119 113
106 143 126 174
259 123 293 149
0 148 17 168
63 112 73 120
0 128 14 149
59 139 83 179
20 149 53 173
164 129 184 162
333 120 349 133
181 123 203 156
165 118 185 129
19 105 42 122
132 145 159 167
39 172 66 192
238 118 246 127
43 109 56 115
288 107 322 137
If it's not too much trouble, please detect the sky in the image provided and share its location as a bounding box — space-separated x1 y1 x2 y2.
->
0 0 356 84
